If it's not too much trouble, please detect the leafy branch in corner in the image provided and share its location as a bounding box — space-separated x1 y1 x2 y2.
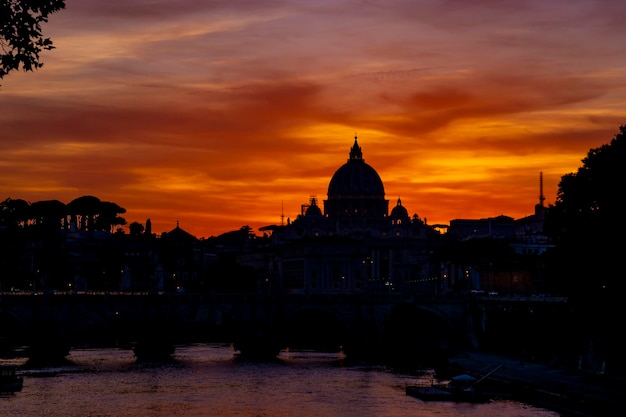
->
0 0 66 82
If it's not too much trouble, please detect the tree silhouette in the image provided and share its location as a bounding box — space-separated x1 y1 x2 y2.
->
65 196 127 232
0 197 30 227
544 125 626 301
0 0 65 82
128 221 145 236
543 125 626 376
30 199 66 229
96 201 127 233
67 195 101 231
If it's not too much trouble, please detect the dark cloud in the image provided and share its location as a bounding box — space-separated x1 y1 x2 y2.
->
1 0 625 237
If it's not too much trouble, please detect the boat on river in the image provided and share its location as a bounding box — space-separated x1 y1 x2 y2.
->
406 373 488 403
0 365 23 392
406 364 504 404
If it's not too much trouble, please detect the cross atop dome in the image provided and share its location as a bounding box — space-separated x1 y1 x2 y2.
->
349 133 363 161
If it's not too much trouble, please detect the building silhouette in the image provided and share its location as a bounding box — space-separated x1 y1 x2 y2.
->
0 138 552 296
257 135 442 294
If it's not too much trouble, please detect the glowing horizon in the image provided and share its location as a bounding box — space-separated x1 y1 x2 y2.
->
2 0 625 238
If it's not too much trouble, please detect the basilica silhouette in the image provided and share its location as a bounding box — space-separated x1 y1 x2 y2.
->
259 135 442 294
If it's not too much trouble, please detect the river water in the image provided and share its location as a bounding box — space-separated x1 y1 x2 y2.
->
2 343 560 417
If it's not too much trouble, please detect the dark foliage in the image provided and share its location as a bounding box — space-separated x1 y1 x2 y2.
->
0 195 126 232
0 0 65 81
544 125 626 303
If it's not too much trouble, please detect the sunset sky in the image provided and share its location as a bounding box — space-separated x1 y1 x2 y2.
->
2 0 626 238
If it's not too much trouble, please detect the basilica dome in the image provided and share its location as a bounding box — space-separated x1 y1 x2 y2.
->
324 136 389 219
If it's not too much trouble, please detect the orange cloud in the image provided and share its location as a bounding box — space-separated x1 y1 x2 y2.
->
1 0 625 238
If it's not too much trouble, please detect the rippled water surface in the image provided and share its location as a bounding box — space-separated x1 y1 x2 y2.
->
2 344 560 417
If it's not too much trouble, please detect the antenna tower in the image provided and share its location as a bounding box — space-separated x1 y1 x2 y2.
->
539 172 546 207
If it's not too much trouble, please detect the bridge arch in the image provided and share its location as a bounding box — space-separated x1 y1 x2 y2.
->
278 305 351 352
0 309 28 353
63 306 121 347
381 303 460 367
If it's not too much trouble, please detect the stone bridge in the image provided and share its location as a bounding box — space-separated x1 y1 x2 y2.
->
0 292 569 363
0 292 476 362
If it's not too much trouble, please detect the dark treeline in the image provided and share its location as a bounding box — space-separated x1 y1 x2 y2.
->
0 195 127 233
0 191 259 295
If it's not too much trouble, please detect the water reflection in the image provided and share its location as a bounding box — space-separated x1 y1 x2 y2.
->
1 344 560 417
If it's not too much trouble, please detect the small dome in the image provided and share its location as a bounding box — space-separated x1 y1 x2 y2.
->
390 198 410 224
305 197 323 216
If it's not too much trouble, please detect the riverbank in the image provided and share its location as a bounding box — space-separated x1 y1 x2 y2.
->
446 349 626 417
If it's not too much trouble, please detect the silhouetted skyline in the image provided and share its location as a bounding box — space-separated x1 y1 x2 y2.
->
2 1 625 238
